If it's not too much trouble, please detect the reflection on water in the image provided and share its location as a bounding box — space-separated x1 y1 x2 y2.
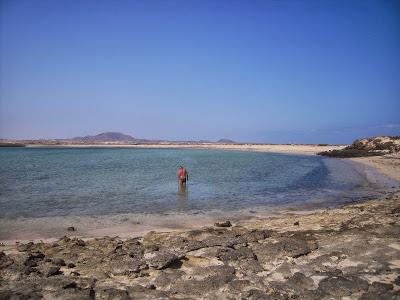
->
177 183 188 206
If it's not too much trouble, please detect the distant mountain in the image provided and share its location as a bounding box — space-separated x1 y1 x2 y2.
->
11 132 240 144
68 132 237 144
217 138 236 144
71 132 138 142
198 140 212 143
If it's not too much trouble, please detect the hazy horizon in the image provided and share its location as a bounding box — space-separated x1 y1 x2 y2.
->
2 126 400 144
1 0 399 144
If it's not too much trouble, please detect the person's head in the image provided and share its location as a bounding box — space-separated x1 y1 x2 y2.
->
179 165 183 169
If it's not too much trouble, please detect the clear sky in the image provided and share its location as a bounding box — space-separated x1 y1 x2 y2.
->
1 0 399 144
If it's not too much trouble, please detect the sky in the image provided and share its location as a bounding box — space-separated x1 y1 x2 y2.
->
0 0 399 144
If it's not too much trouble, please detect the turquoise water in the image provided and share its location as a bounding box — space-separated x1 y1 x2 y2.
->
0 147 390 219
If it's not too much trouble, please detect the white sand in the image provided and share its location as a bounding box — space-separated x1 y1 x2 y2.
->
29 143 346 155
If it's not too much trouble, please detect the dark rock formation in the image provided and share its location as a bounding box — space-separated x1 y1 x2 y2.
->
53 258 66 266
147 250 183 270
46 266 62 277
0 252 13 269
317 275 369 297
214 220 232 227
318 136 400 157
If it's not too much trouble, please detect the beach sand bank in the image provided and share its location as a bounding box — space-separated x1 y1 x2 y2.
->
1 147 399 298
29 142 346 155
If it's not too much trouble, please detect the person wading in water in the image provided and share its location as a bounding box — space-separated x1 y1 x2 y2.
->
178 165 189 186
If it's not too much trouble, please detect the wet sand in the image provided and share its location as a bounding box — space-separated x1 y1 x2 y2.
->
350 154 400 182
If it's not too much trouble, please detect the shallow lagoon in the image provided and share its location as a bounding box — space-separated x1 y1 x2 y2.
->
0 147 392 219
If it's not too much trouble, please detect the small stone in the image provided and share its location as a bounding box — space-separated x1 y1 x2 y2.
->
148 251 183 270
369 281 393 293
318 275 368 296
46 266 62 277
110 261 132 276
216 247 256 262
17 242 34 252
67 226 76 231
24 266 41 276
287 272 314 290
391 207 400 214
75 239 85 246
71 271 80 276
67 262 76 268
60 236 71 243
53 258 66 266
145 244 159 252
30 252 45 260
24 266 35 275
214 221 232 227
63 281 77 289
95 287 129 300
24 252 45 267
146 284 156 290
24 260 38 267
130 260 148 273
294 221 300 226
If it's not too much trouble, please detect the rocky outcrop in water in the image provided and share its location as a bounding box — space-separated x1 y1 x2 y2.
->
1 191 400 299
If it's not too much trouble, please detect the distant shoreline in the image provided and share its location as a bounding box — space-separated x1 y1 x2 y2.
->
0 143 26 147
17 143 346 155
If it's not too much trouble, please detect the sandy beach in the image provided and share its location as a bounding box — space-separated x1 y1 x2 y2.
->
1 146 399 299
350 154 400 182
29 143 346 156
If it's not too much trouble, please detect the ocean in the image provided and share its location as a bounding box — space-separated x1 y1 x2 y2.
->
0 147 394 221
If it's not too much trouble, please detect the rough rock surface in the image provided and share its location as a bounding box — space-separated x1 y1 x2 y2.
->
1 191 400 299
214 221 232 227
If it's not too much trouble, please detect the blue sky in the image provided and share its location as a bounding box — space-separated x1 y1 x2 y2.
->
1 0 399 144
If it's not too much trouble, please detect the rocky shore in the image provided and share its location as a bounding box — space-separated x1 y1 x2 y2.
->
1 157 399 299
